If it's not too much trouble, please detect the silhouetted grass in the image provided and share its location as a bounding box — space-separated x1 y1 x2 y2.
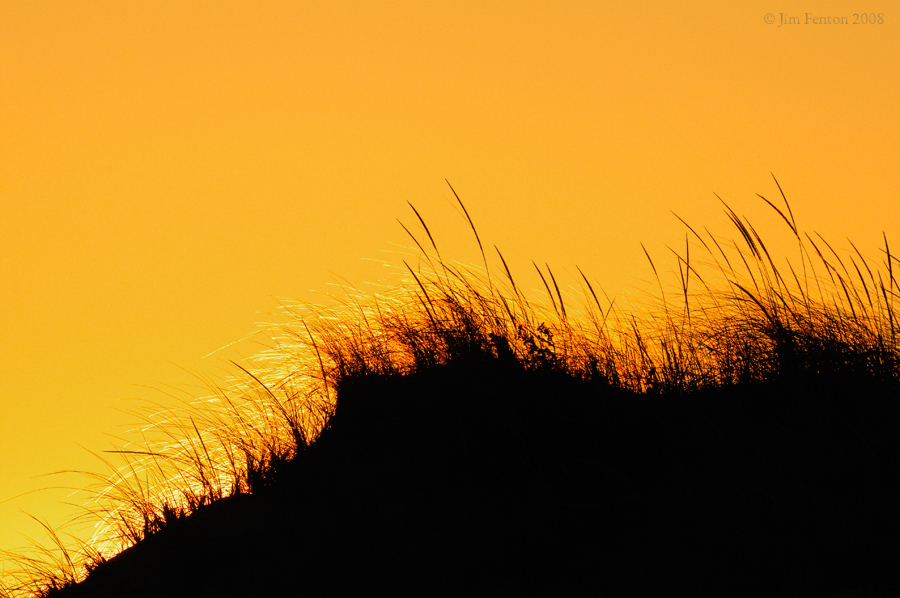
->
2 177 899 596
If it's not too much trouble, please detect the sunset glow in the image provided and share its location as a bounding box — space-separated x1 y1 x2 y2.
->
2 0 898 566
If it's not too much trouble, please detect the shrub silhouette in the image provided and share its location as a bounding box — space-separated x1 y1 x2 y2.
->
3 178 899 596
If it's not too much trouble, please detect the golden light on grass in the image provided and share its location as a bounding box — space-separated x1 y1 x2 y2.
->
3 180 898 595
1 2 898 592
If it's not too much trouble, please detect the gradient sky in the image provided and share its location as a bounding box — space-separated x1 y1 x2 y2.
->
2 1 898 556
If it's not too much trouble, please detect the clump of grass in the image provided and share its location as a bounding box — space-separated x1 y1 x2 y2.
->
1 325 334 595
0 516 104 598
2 176 898 596
287 177 898 396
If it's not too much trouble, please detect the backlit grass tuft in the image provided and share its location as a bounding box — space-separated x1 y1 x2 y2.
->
2 176 898 596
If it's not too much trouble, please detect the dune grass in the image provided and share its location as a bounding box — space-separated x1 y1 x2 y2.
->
2 176 899 596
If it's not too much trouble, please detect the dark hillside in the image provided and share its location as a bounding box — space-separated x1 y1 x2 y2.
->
52 354 900 596
12 187 900 597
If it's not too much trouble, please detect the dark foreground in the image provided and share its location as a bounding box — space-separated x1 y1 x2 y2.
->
54 359 900 597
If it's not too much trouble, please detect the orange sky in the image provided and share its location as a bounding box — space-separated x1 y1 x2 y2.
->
2 1 898 557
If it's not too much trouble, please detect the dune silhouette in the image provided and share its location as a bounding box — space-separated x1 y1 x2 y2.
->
41 362 900 596
42 360 900 596
4 181 900 596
